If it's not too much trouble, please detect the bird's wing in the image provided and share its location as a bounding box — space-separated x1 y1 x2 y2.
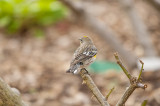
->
71 45 97 65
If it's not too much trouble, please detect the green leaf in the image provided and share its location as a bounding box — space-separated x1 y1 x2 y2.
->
0 0 68 34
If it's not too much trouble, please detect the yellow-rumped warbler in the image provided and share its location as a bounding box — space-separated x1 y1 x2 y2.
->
66 36 97 74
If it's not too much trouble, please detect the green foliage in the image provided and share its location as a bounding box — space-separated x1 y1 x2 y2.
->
0 0 67 34
34 28 44 38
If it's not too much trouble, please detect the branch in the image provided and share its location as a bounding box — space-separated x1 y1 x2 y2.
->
60 0 137 69
0 78 26 106
114 52 131 80
105 87 115 100
80 68 110 106
138 60 144 81
114 53 147 106
116 85 136 106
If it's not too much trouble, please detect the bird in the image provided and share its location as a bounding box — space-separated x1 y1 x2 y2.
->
66 36 97 74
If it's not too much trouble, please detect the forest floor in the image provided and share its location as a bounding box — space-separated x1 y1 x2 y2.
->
0 0 160 106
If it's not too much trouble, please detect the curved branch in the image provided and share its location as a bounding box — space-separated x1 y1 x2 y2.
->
114 53 147 106
0 78 26 106
80 69 110 106
116 85 136 106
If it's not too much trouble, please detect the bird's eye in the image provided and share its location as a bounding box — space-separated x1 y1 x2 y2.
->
80 39 83 42
79 38 83 43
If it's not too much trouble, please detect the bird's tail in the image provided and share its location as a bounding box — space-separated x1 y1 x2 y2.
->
66 69 71 73
66 65 80 74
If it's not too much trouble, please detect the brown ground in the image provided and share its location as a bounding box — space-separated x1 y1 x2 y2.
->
0 0 160 106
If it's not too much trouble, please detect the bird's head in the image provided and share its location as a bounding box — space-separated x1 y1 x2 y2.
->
79 36 93 45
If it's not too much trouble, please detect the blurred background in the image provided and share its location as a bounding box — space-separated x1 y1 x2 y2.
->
0 0 160 106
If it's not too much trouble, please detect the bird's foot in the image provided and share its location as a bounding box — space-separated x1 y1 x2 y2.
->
80 68 90 75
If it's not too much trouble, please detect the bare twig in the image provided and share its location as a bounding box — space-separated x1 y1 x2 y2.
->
114 52 131 80
60 0 137 69
119 0 157 56
114 53 147 106
80 68 110 106
138 60 144 81
137 83 147 89
67 52 147 106
0 78 26 106
116 85 136 106
105 87 115 100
